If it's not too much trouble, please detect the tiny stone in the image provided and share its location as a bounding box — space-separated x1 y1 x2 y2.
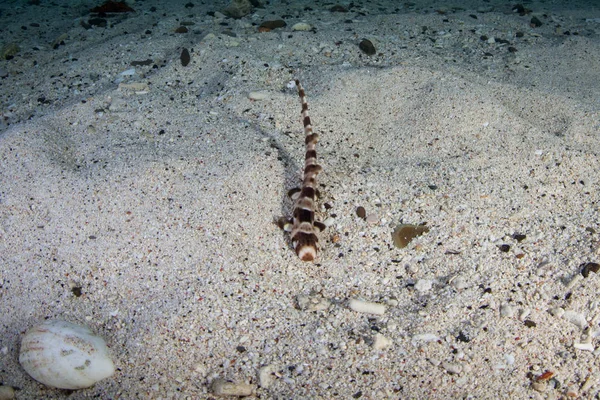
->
356 206 366 219
0 385 15 400
292 22 312 31
180 48 191 66
442 362 462 375
248 91 268 100
499 244 510 252
450 275 468 290
531 381 547 392
258 365 276 388
373 333 392 350
211 379 255 397
359 39 376 55
524 320 537 328
563 310 586 330
530 16 543 27
365 213 379 225
549 307 564 317
500 303 515 318
414 279 432 293
348 299 386 315
259 20 286 30
581 262 600 278
573 342 594 351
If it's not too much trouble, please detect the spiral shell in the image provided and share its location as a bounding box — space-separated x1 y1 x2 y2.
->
19 320 115 390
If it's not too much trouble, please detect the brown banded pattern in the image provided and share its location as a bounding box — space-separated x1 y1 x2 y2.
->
290 79 323 262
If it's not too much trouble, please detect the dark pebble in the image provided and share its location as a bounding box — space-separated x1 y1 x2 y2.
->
259 20 286 30
392 224 430 249
175 26 188 33
131 59 153 66
512 4 530 16
530 17 542 28
508 47 517 53
330 5 347 12
456 331 470 342
480 35 488 41
180 48 191 66
71 287 82 297
499 244 510 252
516 31 524 38
512 233 526 242
356 206 366 219
359 39 376 55
524 320 537 328
185 2 194 8
88 17 107 27
581 262 600 278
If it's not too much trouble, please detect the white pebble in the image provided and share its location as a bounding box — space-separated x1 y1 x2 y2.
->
292 22 312 31
563 310 587 330
248 91 269 100
549 307 565 317
573 342 595 351
450 275 469 290
415 279 432 293
442 362 462 374
366 213 379 225
373 334 392 350
411 333 439 344
211 379 255 397
500 303 516 318
120 68 135 76
258 365 275 388
0 385 15 400
348 299 386 315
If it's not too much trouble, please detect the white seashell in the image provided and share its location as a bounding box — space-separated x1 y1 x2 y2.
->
19 320 115 390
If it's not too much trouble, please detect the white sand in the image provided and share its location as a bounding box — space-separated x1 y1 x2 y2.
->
1 0 600 398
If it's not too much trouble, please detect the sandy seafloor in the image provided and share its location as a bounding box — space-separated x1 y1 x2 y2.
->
1 0 600 398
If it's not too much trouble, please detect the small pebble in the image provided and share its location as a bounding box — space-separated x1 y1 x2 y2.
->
500 303 516 318
258 365 275 388
411 333 439 344
563 310 586 330
581 262 600 278
365 213 379 225
180 48 191 67
356 206 366 219
450 275 468 290
358 39 376 55
348 299 386 315
392 224 430 248
248 91 268 100
531 381 547 392
211 379 255 397
442 362 462 375
373 333 392 350
292 22 312 31
573 342 594 351
549 307 564 317
0 386 15 400
258 20 286 31
414 279 432 293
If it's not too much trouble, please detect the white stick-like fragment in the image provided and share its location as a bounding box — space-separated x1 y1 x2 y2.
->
348 299 386 315
573 342 595 352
